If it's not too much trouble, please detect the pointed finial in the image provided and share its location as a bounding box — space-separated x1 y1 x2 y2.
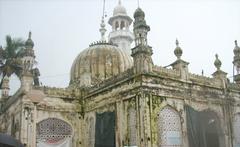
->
174 39 182 59
235 40 238 46
118 0 121 5
25 31 34 48
214 54 222 71
137 0 140 8
176 39 179 47
28 31 32 39
99 0 107 41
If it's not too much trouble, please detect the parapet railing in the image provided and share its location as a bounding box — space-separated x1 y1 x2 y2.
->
153 65 181 78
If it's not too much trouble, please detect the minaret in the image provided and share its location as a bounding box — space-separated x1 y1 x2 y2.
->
21 32 35 92
131 7 153 74
233 40 240 83
1 76 9 99
108 0 134 56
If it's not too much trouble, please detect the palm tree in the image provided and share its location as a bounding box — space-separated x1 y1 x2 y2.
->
0 35 25 88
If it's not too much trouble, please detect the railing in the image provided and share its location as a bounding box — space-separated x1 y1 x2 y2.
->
153 65 181 78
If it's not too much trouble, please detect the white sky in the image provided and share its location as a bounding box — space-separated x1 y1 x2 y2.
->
0 0 240 94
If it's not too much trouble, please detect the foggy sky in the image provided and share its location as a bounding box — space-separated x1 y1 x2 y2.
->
0 0 240 94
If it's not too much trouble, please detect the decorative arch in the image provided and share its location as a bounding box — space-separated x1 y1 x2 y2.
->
158 106 182 147
36 118 73 146
233 113 240 147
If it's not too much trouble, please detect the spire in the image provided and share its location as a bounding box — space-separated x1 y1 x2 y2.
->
99 0 107 41
235 40 238 46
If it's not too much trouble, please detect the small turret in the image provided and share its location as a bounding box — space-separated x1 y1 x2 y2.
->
131 7 153 74
20 32 36 92
170 39 189 80
212 54 227 79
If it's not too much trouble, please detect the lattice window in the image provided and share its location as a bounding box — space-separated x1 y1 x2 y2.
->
158 106 182 147
128 107 137 145
234 114 240 147
36 118 72 144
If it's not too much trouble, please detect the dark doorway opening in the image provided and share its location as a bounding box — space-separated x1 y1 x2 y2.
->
185 105 223 147
95 111 115 147
0 133 24 147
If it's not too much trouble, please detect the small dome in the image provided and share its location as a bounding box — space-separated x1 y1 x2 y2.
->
113 4 127 16
70 42 132 85
134 8 145 19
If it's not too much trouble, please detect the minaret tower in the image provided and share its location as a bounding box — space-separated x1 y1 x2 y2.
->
108 0 134 56
21 32 36 92
131 7 153 73
233 40 240 83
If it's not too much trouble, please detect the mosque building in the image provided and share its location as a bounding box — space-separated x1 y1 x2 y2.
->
0 0 240 147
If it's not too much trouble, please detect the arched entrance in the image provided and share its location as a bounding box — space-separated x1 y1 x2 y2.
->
199 111 222 147
185 106 225 147
36 118 73 147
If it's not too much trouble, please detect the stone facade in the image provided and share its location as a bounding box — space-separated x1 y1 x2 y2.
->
0 1 240 147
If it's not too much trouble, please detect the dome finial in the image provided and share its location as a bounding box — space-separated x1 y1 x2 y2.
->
214 54 222 71
176 38 179 47
28 31 32 39
25 31 34 48
118 0 121 5
99 0 107 41
174 39 182 59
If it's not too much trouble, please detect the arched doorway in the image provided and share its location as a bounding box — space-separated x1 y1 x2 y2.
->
199 111 222 147
185 106 225 147
36 118 73 147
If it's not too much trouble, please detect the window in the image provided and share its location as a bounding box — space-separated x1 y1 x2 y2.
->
158 106 182 147
36 118 72 145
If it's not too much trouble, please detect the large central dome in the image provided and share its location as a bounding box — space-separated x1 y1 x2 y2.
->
70 41 132 86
